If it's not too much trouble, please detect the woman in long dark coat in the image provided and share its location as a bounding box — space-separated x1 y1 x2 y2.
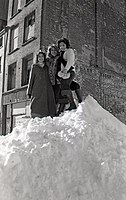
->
46 44 60 104
27 51 56 118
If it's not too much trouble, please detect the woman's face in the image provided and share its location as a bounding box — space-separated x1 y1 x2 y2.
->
50 47 58 57
38 53 44 63
59 42 67 52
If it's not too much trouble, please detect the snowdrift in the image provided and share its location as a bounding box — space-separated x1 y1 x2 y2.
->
0 95 126 200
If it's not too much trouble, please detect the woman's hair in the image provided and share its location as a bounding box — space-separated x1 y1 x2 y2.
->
57 38 71 49
36 50 46 63
46 44 59 58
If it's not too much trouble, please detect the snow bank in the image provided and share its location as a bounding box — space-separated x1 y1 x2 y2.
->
0 95 126 200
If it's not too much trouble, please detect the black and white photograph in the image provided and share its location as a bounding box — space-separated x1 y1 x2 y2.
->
0 0 126 199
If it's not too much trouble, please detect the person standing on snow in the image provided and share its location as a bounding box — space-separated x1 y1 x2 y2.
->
27 51 56 118
56 38 82 113
46 44 60 105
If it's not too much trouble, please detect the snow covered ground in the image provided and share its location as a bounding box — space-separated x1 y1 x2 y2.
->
0 95 126 200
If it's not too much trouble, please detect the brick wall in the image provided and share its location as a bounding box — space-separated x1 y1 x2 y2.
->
40 0 62 49
40 0 126 123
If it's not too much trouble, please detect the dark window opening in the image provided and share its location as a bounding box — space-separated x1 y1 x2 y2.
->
7 62 16 90
21 53 33 86
10 26 19 52
12 0 21 16
23 11 35 43
0 37 2 47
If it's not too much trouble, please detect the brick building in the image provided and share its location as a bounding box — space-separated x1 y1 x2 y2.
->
2 0 126 134
2 0 44 134
0 0 9 134
0 29 8 134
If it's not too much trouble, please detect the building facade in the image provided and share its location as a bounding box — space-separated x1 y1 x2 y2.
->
0 29 6 134
2 0 126 134
0 0 9 134
2 0 43 134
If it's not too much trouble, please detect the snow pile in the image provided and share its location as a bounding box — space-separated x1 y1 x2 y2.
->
0 95 126 200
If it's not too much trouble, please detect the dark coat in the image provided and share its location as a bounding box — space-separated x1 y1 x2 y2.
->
27 64 56 117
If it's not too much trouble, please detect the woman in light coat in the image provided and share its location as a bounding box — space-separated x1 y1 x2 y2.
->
56 38 82 112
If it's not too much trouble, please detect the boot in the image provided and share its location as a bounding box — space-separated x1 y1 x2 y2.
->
56 103 65 116
75 89 82 103
61 90 77 111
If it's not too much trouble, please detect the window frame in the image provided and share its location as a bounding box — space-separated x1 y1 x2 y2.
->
23 11 35 44
9 25 19 53
21 53 33 86
0 37 3 48
7 62 16 91
11 0 21 17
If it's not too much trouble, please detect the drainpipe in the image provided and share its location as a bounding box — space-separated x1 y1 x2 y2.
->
2 26 9 93
40 0 46 51
94 0 98 67
1 26 9 135
94 0 102 104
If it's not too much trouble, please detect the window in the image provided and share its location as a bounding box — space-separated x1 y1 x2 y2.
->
0 37 3 47
23 11 35 43
21 53 33 86
10 26 19 52
12 0 21 16
7 63 16 90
